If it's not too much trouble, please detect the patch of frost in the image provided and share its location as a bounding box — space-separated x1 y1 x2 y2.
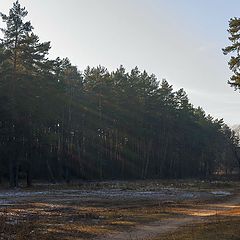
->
211 191 231 196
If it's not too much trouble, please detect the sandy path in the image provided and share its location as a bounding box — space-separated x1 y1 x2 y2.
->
96 194 240 240
98 216 203 240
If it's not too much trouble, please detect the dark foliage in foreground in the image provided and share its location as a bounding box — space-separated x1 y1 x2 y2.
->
0 1 239 187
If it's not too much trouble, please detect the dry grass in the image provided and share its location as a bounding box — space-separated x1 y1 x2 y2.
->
151 193 240 240
152 216 240 240
6 179 238 192
0 180 239 240
0 199 171 239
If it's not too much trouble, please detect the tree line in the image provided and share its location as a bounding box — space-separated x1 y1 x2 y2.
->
0 1 239 187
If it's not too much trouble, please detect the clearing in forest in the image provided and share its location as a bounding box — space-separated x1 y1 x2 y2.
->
0 180 239 240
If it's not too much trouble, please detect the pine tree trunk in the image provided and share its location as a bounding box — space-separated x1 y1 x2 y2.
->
9 159 15 188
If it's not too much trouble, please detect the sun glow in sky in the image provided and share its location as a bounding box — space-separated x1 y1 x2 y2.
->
1 0 240 125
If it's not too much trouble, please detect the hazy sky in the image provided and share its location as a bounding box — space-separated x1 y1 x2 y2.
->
1 0 240 125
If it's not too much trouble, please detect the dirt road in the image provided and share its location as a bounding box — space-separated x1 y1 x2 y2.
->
96 193 240 240
0 181 239 240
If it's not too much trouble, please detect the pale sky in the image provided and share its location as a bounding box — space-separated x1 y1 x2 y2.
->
1 0 240 125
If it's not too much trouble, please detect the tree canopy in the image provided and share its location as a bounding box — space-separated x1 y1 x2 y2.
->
0 2 239 187
223 17 240 89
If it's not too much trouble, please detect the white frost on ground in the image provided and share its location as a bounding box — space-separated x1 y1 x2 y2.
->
211 191 231 196
0 191 50 198
0 188 215 206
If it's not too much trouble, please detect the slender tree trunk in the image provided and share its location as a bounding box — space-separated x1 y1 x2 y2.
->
46 156 55 184
9 158 15 188
9 34 18 188
26 153 32 187
232 147 240 179
26 169 32 187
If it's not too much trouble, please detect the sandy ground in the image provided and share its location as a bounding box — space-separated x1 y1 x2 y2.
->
0 181 238 239
0 187 217 205
96 193 240 240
